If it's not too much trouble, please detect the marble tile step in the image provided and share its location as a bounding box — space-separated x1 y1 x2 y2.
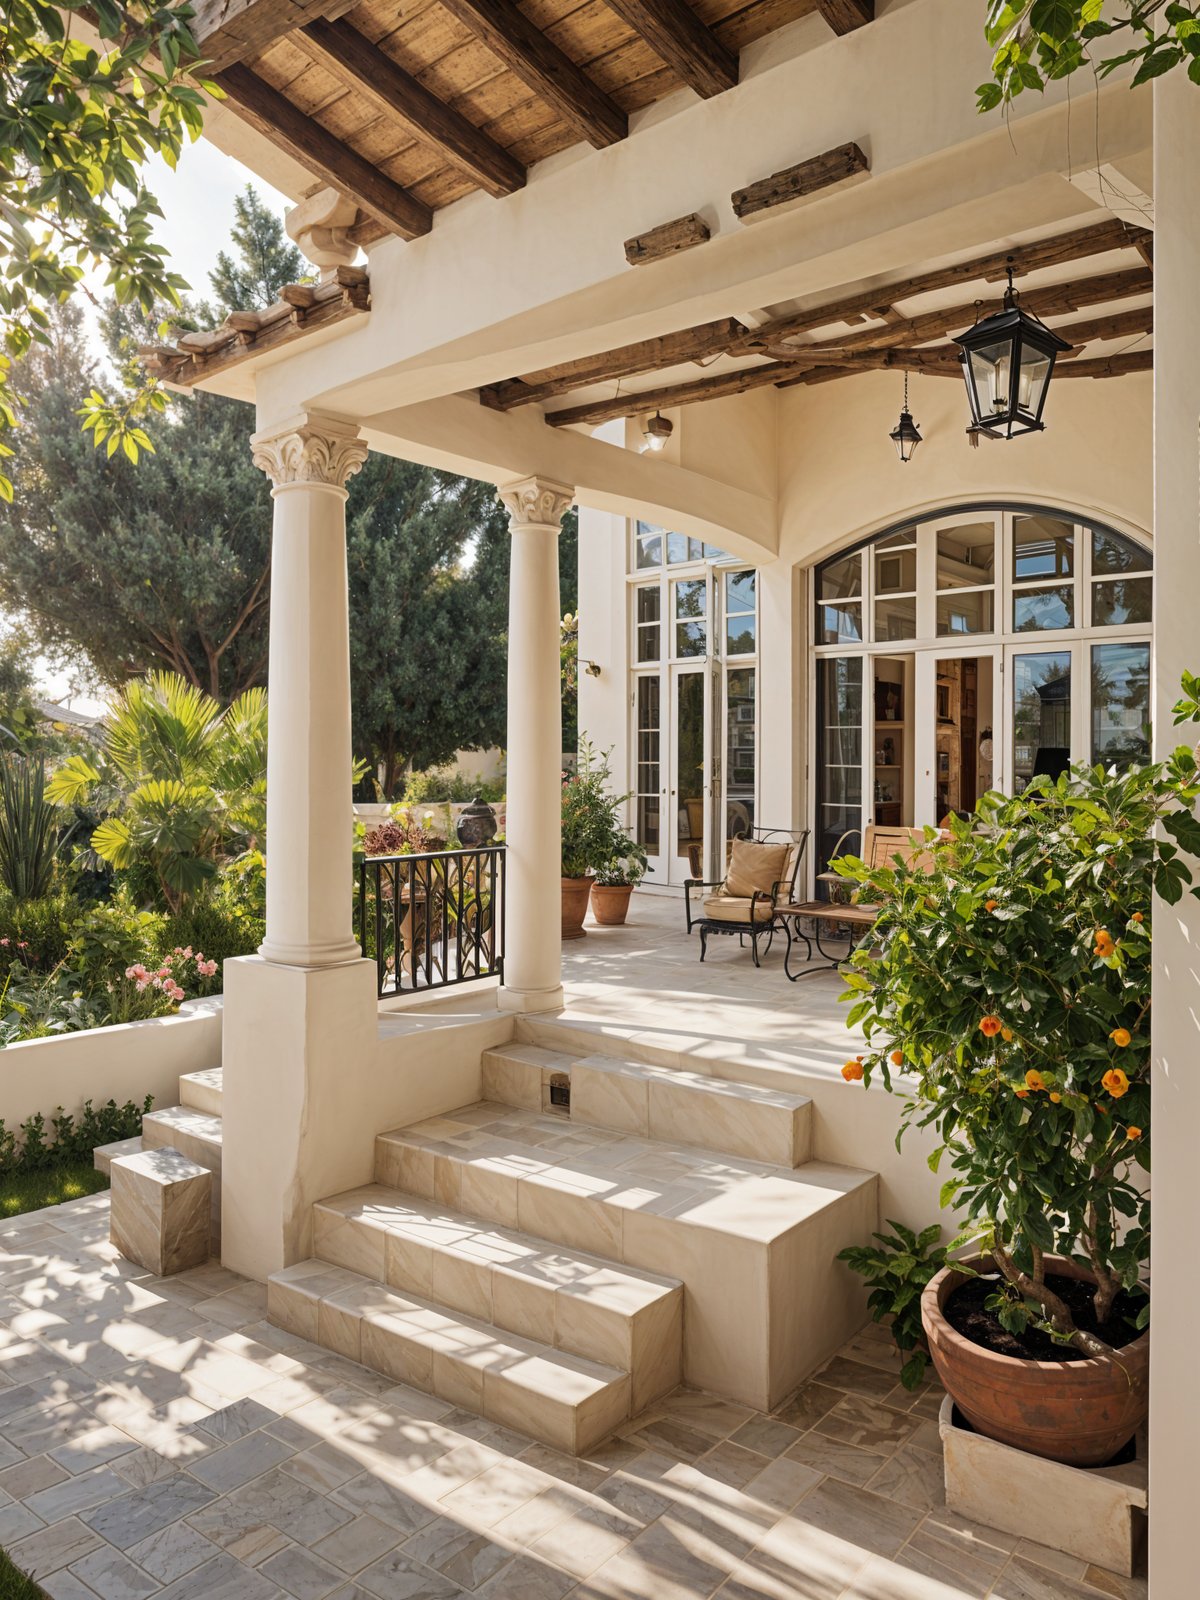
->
178 1066 223 1116
311 1183 682 1412
483 1042 812 1165
141 1105 222 1250
374 1101 879 1412
268 1259 631 1455
93 1135 142 1176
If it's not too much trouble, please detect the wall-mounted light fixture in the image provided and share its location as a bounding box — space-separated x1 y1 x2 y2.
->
582 659 602 678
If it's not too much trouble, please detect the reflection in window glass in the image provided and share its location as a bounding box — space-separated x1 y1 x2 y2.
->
1014 515 1074 580
1092 529 1151 576
1013 652 1071 792
937 523 995 589
1014 585 1074 632
635 585 661 663
726 668 756 842
725 570 756 612
674 578 707 658
937 591 994 636
818 553 862 600
635 521 662 569
874 546 917 594
635 676 660 850
1092 643 1150 768
816 656 863 883
875 596 917 642
724 569 756 656
667 532 705 564
1092 578 1152 628
819 603 863 645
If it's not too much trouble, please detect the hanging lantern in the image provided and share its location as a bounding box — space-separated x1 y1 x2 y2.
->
954 259 1071 439
888 372 922 463
640 411 673 452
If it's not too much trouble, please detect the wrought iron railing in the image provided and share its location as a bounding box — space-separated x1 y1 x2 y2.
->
358 845 505 999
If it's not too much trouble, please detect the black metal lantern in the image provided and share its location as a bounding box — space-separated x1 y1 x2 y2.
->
954 260 1071 439
888 372 922 463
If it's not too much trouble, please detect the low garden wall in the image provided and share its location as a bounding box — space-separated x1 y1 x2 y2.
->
0 997 222 1133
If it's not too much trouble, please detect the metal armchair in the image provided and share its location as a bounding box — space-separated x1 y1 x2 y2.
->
684 827 810 967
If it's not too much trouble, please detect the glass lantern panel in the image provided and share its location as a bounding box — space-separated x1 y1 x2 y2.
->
968 340 1014 420
1017 345 1052 417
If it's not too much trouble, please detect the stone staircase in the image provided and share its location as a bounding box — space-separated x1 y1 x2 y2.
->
269 1038 879 1454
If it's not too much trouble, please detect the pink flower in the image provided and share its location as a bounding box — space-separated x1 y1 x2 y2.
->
157 966 170 979
1 938 8 947
17 941 27 950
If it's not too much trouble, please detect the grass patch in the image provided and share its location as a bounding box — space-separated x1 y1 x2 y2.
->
0 1160 108 1220
0 1548 46 1598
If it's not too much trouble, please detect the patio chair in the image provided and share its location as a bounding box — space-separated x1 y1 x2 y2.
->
684 828 809 967
786 825 932 968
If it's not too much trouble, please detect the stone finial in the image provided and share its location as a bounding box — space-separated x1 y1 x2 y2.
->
285 187 361 279
250 413 369 491
498 476 575 530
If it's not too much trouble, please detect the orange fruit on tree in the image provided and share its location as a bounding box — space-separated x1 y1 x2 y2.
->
841 1060 864 1082
890 1049 904 1066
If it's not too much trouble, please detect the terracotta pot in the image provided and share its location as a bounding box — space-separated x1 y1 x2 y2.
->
561 876 593 939
922 1255 1149 1467
591 883 634 926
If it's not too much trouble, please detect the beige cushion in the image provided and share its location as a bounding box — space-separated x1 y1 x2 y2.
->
702 892 776 924
725 839 789 899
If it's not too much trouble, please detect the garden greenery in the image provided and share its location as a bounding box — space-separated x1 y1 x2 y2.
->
561 740 628 879
837 1223 949 1389
837 707 1200 1354
0 1095 152 1176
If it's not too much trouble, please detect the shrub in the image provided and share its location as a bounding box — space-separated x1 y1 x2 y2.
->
402 767 505 806
0 966 104 1043
0 890 77 971
837 1222 948 1389
561 739 625 878
0 755 56 900
69 892 166 994
157 901 262 983
363 815 445 857
0 1096 152 1176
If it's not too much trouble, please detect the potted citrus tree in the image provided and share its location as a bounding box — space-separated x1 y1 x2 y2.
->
592 829 649 927
561 740 624 939
836 690 1200 1466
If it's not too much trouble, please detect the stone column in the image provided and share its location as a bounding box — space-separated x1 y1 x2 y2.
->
250 413 368 967
497 477 574 1014
1149 73 1200 1598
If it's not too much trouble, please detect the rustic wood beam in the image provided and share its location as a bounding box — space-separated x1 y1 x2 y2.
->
817 0 875 34
481 318 746 410
546 361 791 428
192 0 357 73
732 142 868 221
214 65 433 239
1134 232 1154 270
1055 349 1153 379
1053 303 1153 350
625 213 711 266
437 0 627 149
601 0 737 98
300 19 525 198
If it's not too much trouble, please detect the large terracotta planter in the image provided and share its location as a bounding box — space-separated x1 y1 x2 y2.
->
591 884 634 926
922 1255 1149 1468
561 876 593 939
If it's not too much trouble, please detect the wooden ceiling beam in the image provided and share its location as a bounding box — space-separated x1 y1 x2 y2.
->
300 20 525 199
1054 350 1153 379
437 0 627 149
192 0 357 73
625 213 711 266
1053 302 1153 349
215 64 433 239
816 0 875 34
546 361 791 427
481 318 747 411
601 0 738 98
732 142 868 221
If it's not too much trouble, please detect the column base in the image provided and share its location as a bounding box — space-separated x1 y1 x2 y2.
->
497 984 565 1015
258 936 363 968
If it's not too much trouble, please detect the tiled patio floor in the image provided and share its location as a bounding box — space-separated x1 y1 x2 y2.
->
0 1193 1144 1600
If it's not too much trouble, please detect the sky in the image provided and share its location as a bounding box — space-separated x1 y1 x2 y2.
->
29 139 291 712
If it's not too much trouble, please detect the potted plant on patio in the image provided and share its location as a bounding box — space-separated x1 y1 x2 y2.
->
561 740 624 939
835 694 1200 1466
592 830 648 927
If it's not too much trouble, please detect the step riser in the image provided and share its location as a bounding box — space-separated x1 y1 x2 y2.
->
142 1111 222 1252
312 1200 681 1413
268 1266 630 1456
178 1069 223 1117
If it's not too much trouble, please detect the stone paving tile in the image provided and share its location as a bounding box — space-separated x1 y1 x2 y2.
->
259 1541 346 1600
7 1514 105 1580
69 1541 161 1600
129 1520 222 1583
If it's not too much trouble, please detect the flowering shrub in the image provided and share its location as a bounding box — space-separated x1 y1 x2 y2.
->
837 730 1200 1355
115 947 218 1023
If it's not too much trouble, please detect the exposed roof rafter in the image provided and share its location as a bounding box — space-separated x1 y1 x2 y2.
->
601 0 738 98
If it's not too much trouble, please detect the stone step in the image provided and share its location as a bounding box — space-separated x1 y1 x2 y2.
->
268 1260 630 1456
141 1106 222 1250
178 1067 223 1117
482 1042 811 1166
311 1184 682 1412
94 1135 142 1177
375 1101 877 1412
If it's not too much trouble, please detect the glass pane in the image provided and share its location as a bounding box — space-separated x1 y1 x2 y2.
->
726 667 756 842
1014 514 1074 580
937 590 994 636
676 672 705 866
676 624 707 658
1092 529 1151 576
1092 643 1150 768
1014 584 1075 632
874 546 917 594
667 533 705 564
636 585 660 663
635 522 662 569
726 617 757 656
818 552 862 601
724 569 756 613
877 530 916 550
637 626 659 664
819 603 862 645
637 585 661 624
1018 345 1051 417
1013 651 1072 793
1092 578 1152 628
635 675 660 850
968 340 1012 420
875 596 916 641
937 522 995 589
816 656 863 882
674 578 707 657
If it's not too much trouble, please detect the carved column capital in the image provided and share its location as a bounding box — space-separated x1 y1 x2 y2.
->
251 413 368 493
498 476 575 531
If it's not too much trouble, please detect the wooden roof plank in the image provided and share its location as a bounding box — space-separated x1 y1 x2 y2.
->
437 0 628 147
601 0 739 98
214 62 434 239
546 359 791 426
816 0 873 34
192 0 359 72
300 18 526 197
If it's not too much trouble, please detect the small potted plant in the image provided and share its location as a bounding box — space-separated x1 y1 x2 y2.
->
836 686 1200 1466
560 739 624 939
592 831 648 927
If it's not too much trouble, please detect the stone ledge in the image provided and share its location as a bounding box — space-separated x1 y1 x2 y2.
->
110 1146 212 1277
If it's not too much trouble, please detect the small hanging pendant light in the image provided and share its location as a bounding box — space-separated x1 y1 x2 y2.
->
640 410 673 452
954 258 1071 439
889 372 922 463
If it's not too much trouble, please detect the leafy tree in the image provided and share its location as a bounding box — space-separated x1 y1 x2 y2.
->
209 187 306 316
0 1 215 498
979 1 1200 110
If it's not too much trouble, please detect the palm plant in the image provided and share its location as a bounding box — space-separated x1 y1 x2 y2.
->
46 673 267 913
0 755 56 901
